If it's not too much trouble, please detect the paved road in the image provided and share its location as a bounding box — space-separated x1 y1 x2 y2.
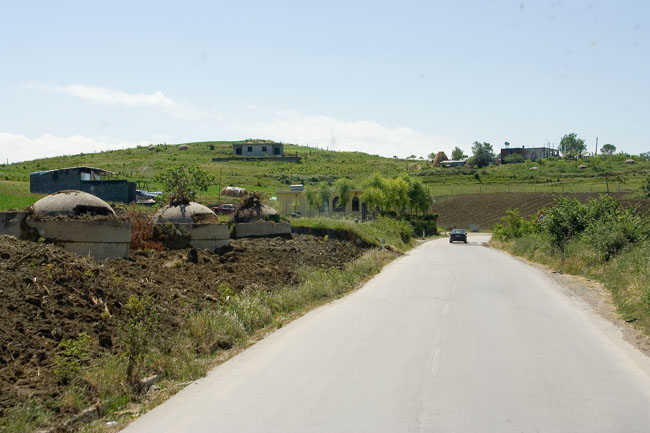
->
123 235 650 433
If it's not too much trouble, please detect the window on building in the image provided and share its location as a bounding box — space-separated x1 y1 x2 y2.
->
236 147 242 155
333 196 344 212
247 146 252 152
321 197 329 213
274 147 281 155
352 196 360 212
262 146 267 152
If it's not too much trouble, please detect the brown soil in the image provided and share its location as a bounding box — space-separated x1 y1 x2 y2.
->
0 234 362 416
433 192 650 230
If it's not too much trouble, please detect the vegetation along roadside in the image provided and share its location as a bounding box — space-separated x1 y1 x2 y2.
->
489 195 650 338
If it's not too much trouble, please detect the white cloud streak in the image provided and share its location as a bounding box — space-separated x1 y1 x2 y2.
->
0 132 148 164
21 82 222 122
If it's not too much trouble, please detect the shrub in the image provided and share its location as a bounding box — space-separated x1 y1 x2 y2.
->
493 208 538 241
53 333 93 384
504 154 525 164
120 295 157 387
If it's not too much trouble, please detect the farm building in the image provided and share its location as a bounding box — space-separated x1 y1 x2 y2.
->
232 141 284 157
276 185 367 218
30 166 136 203
500 146 559 163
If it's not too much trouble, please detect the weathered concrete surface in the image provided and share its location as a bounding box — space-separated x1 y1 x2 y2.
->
153 202 215 224
188 223 230 250
28 219 131 260
234 220 291 238
33 190 115 216
0 211 30 238
156 222 230 251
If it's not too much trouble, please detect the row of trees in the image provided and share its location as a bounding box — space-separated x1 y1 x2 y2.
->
429 134 620 165
304 174 433 217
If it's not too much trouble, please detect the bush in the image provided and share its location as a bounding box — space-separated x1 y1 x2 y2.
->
493 208 538 241
54 333 93 384
504 154 525 164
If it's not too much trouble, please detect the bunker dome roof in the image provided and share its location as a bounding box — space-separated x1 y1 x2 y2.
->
153 202 215 223
32 190 116 216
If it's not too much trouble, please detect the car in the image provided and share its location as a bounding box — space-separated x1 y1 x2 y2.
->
212 203 236 214
449 228 467 243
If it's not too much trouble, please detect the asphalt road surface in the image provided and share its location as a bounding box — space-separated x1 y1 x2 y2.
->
123 235 650 433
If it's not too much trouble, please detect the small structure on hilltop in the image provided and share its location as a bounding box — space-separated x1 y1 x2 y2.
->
30 166 136 203
432 152 448 167
441 159 467 168
0 190 131 260
222 186 248 197
500 146 559 163
232 140 284 157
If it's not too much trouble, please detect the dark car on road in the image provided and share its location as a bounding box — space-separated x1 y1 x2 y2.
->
449 228 467 243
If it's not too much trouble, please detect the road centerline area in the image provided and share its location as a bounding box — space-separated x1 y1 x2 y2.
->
123 235 650 433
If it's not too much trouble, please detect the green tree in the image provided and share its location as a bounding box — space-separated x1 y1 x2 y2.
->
305 183 332 214
427 152 437 162
469 141 495 168
542 197 587 265
600 143 616 155
559 133 586 159
407 179 432 215
334 178 354 209
361 186 385 215
155 164 214 205
384 177 410 215
451 146 467 160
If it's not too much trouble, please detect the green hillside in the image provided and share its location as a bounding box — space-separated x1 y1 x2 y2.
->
0 140 649 211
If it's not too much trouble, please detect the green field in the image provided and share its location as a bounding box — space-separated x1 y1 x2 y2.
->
1 140 648 211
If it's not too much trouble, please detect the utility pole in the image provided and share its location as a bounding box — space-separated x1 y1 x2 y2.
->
595 137 598 156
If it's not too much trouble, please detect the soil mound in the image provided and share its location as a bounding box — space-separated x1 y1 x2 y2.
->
0 233 362 415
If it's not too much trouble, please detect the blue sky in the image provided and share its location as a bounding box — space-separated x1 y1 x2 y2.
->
1 0 648 163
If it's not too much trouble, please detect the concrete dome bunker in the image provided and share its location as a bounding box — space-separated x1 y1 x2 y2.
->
9 190 132 260
153 202 229 251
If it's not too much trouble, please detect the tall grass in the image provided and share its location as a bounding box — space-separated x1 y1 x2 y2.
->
290 217 415 252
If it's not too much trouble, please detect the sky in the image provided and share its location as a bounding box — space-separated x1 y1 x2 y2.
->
0 0 648 163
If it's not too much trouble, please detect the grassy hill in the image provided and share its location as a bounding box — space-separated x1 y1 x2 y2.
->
1 140 649 211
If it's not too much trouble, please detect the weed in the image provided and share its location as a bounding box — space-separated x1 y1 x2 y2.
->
0 401 52 433
53 332 92 384
120 296 157 388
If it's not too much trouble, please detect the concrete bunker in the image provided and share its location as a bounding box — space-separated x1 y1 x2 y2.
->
0 191 131 260
153 202 229 251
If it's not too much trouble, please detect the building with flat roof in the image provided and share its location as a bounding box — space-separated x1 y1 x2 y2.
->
500 146 559 163
30 166 136 203
232 141 284 157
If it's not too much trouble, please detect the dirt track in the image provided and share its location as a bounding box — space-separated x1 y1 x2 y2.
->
0 234 362 415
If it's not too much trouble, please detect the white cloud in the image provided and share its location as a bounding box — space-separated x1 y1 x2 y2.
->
0 132 148 164
21 82 222 122
231 108 459 158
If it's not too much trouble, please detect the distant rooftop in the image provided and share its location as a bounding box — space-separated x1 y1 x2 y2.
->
30 166 117 176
